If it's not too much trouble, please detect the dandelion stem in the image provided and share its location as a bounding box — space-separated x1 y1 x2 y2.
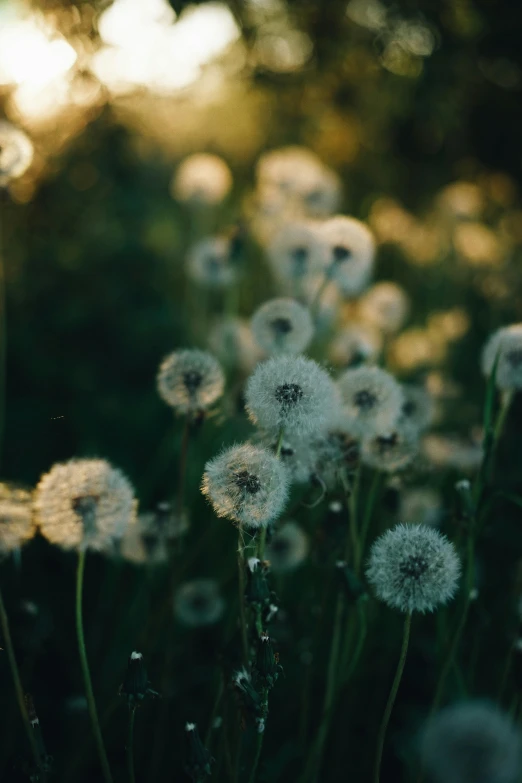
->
237 525 249 664
257 426 286 561
247 689 268 783
177 413 191 520
355 469 382 577
311 267 332 318
76 549 114 783
342 598 368 684
0 189 7 471
0 585 41 771
373 611 412 783
127 707 136 783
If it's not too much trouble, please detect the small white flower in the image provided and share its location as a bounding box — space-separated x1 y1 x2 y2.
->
251 298 314 355
317 216 375 296
171 153 232 205
337 366 404 436
481 323 522 390
157 349 224 414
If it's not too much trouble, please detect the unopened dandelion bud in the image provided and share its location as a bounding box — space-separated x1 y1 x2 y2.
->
251 298 314 355
119 651 158 707
336 560 367 604
455 479 475 519
246 558 271 608
254 632 282 690
184 722 213 781
157 349 224 416
233 668 263 718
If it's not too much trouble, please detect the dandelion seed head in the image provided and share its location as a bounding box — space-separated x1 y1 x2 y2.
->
481 324 522 390
337 366 404 436
157 349 224 414
361 421 419 473
267 222 327 284
246 355 339 437
34 459 136 552
420 700 522 783
251 298 314 355
329 323 382 368
318 216 375 296
208 317 264 373
202 443 289 528
358 282 410 335
366 523 460 613
0 483 35 555
174 579 224 627
266 522 309 573
187 236 237 289
0 122 34 187
401 384 435 432
171 153 232 205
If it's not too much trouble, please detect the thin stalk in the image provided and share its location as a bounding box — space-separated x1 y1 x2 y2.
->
343 599 368 684
247 689 268 783
355 470 382 577
237 525 249 664
0 188 7 470
204 675 224 748
257 427 285 561
76 549 114 783
127 707 136 783
373 611 412 783
177 413 191 520
311 268 333 318
344 463 361 565
0 585 41 770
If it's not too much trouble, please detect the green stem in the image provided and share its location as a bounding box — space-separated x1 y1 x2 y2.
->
0 584 41 770
373 611 412 783
257 427 286 562
127 707 136 783
247 690 268 783
177 413 191 520
311 268 333 318
76 549 114 783
237 525 249 664
343 599 368 684
355 470 382 577
344 464 361 565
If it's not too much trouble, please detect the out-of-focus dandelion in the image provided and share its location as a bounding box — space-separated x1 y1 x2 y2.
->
157 349 225 415
174 579 224 627
329 323 382 367
401 487 442 526
454 222 504 268
337 365 403 436
171 153 232 206
361 422 418 473
267 222 327 285
266 522 308 573
208 317 264 373
251 298 314 355
481 323 522 390
400 384 435 432
423 433 483 472
184 721 214 780
0 483 35 555
245 355 339 437
420 700 522 783
358 282 410 335
202 443 288 528
317 215 375 297
437 181 484 221
34 459 136 552
0 121 34 187
187 236 237 289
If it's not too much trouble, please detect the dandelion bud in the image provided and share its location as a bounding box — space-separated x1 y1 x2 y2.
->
317 216 375 297
246 355 339 437
0 121 34 187
361 421 419 473
184 722 213 781
366 523 461 613
266 522 309 573
156 349 225 415
171 153 232 206
358 282 410 335
246 558 271 608
34 459 136 552
481 324 522 390
174 579 224 628
233 668 263 720
187 236 237 289
254 632 282 690
251 298 314 355
420 700 522 783
338 366 404 437
202 443 288 528
0 483 35 555
119 651 158 707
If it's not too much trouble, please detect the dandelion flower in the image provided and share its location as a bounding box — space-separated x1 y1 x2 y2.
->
245 355 339 437
361 422 418 473
171 153 232 205
267 222 327 284
481 324 522 390
420 700 522 783
358 282 410 335
174 579 224 627
157 349 224 415
0 483 35 555
317 216 375 296
266 522 309 573
208 317 264 373
401 384 435 432
251 298 314 355
187 236 237 289
337 366 404 436
366 523 460 613
329 323 382 367
202 443 289 528
0 122 34 187
34 459 136 552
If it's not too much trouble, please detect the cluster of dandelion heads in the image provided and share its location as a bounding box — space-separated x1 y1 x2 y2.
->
202 444 289 528
266 522 309 573
187 236 237 289
251 298 314 355
366 523 460 613
0 483 35 556
34 459 136 552
400 384 436 432
481 323 522 390
245 355 339 437
420 700 522 783
338 365 404 436
174 579 225 628
157 349 224 415
0 121 34 187
318 216 376 296
171 153 232 206
267 222 326 285
358 281 410 335
361 421 418 472
329 323 382 368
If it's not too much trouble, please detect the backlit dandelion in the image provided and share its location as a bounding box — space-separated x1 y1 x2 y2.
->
366 523 460 613
171 153 232 205
337 366 404 436
187 236 237 289
0 121 34 187
317 215 375 296
202 443 289 528
251 298 314 355
245 355 339 437
174 579 224 627
267 222 327 284
358 282 410 335
0 483 35 555
481 323 522 390
157 349 224 415
34 459 136 552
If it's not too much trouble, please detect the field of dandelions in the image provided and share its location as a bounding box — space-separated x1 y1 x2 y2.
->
2 113 522 783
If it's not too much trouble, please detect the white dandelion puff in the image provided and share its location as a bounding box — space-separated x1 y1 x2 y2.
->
481 324 522 391
201 443 289 528
174 579 224 627
266 522 309 573
400 384 435 432
366 523 460 613
157 349 225 415
337 365 404 437
267 222 327 284
187 236 237 289
329 322 382 368
246 355 339 438
208 317 265 373
170 153 232 206
251 298 314 355
358 282 410 335
34 459 136 552
0 122 34 187
361 421 419 473
0 483 35 555
317 216 376 297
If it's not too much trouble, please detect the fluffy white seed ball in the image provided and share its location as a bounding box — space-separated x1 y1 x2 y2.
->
266 522 309 573
317 216 375 296
157 349 225 414
171 153 232 205
337 366 404 437
0 483 35 555
187 236 237 289
481 324 522 391
251 298 314 355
